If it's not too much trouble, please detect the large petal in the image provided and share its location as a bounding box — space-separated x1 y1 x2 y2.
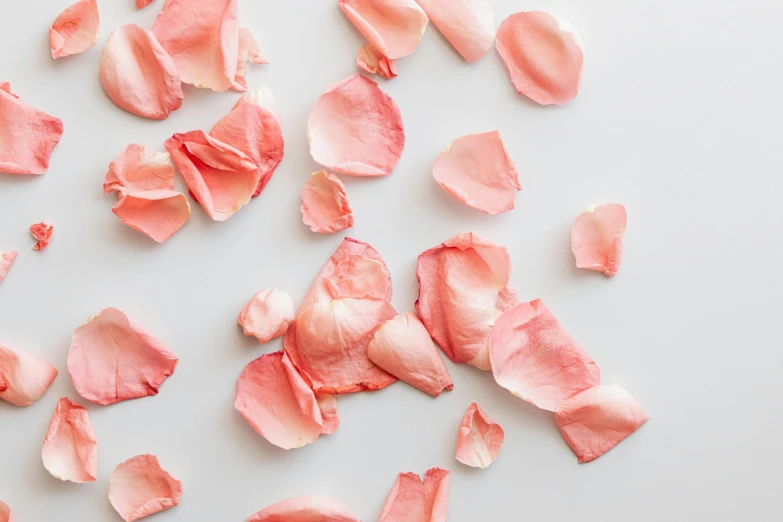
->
42 397 97 483
231 28 269 92
108 454 181 522
415 0 494 62
0 251 17 284
300 170 354 234
50 0 99 59
30 222 54 251
356 43 397 79
379 468 449 522
237 289 295 344
571 203 627 277
104 144 174 197
454 402 503 469
0 342 58 407
247 496 359 522
338 0 428 59
112 190 190 243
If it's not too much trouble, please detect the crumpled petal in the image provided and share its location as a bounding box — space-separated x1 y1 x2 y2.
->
42 397 97 483
67 307 178 405
112 190 190 243
496 12 584 105
416 232 518 370
488 299 600 411
231 28 269 92
0 251 17 284
0 83 63 175
247 496 359 522
152 0 238 91
0 501 11 522
0 342 58 406
137 0 154 8
415 0 494 62
571 203 627 277
367 311 453 397
237 289 295 343
30 222 54 251
104 144 175 197
555 384 649 463
99 24 183 120
356 44 397 79
455 402 503 469
307 74 404 177
338 0 428 59
108 454 182 522
301 170 354 233
432 131 520 215
50 0 99 59
316 394 340 434
379 468 449 522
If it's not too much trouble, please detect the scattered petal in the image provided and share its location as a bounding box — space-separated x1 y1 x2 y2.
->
338 0 428 59
108 454 182 522
137 0 154 8
231 28 269 92
356 44 397 79
379 468 449 522
316 394 340 434
237 86 280 124
104 145 174 197
0 501 10 522
0 251 17 284
415 0 494 62
300 170 354 233
0 342 58 406
247 496 359 522
571 203 627 277
50 0 100 59
42 397 97 483
455 403 503 468
30 222 54 251
237 289 295 343
112 190 190 243
67 308 178 405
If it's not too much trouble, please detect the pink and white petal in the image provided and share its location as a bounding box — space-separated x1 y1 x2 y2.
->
247 496 359 522
300 170 354 233
379 468 450 522
236 86 280 124
315 394 340 435
571 203 627 277
50 0 100 59
356 44 397 79
0 251 17 284
237 289 295 343
415 0 494 62
338 0 428 59
0 501 11 522
112 190 190 243
30 222 54 251
0 343 58 407
104 144 174 197
231 28 269 92
42 397 97 483
108 454 181 522
455 403 503 468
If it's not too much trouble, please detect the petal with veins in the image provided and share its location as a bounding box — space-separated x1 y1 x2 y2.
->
231 28 269 92
112 190 190 243
338 0 428 59
30 222 54 251
108 454 181 522
237 289 295 343
379 468 449 522
0 251 17 284
301 170 354 233
42 397 97 483
356 44 397 79
415 0 494 62
571 203 627 277
247 496 359 522
104 145 174 197
455 403 503 468
0 342 58 407
50 0 100 59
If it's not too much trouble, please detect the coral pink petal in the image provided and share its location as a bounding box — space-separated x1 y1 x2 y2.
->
237 289 295 343
50 0 99 59
338 0 428 59
571 203 627 277
112 190 190 243
237 86 280 124
30 222 54 251
247 496 359 522
489 299 600 411
307 74 404 177
42 397 97 483
137 0 154 8
0 83 63 175
104 145 174 197
415 0 494 62
109 454 182 522
316 394 340 434
432 131 520 215
0 343 58 406
300 170 354 233
0 251 17 284
0 501 10 522
496 12 584 105
556 384 649 463
379 468 450 522
455 403 504 468
231 28 269 92
67 307 178 405
152 0 238 91
367 312 453 397
356 44 397 79
99 24 183 120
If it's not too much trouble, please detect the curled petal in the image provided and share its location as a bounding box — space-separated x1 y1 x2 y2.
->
42 397 97 483
112 190 190 243
237 289 295 343
104 144 174 197
0 501 11 522
379 468 449 522
0 251 17 284
455 403 503 469
415 0 494 62
231 28 269 92
356 44 397 79
316 394 340 435
300 170 354 234
0 343 58 406
247 496 359 522
67 307 178 405
108 454 182 522
338 0 428 59
50 0 99 59
30 222 54 251
571 203 627 277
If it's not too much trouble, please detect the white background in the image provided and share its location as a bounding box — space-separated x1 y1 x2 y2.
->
1 0 782 520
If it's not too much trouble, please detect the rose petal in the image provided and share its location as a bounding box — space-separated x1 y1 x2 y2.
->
300 170 354 234
0 342 58 406
237 86 280 124
415 0 494 62
112 190 190 243
42 397 97 483
0 501 11 522
30 222 54 251
50 0 99 59
432 131 520 215
67 308 178 405
152 0 239 91
307 74 404 177
571 203 627 277
0 251 17 284
338 0 428 59
237 289 295 343
108 454 182 522
489 299 600 411
316 394 340 435
379 468 449 522
455 402 503 469
104 145 174 197
231 28 269 92
99 24 184 120
247 496 359 522
137 0 154 8
367 312 453 397
555 384 649 463
496 11 584 105
356 44 397 79
0 83 63 175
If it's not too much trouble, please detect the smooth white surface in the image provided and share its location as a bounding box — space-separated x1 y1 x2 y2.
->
1 1 782 520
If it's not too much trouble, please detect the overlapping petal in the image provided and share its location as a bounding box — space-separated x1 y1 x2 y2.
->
379 468 449 522
42 397 97 483
339 0 428 59
356 44 397 79
50 0 100 59
415 0 494 62
104 145 175 197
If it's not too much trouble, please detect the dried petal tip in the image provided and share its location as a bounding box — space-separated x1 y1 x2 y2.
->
50 0 99 59
416 0 495 62
571 203 627 277
455 403 504 468
109 454 181 522
0 501 11 522
30 222 54 251
237 289 295 343
42 397 97 483
300 170 354 234
0 251 17 284
379 468 450 522
0 342 58 406
104 144 174 197
356 44 397 79
339 0 428 59
248 496 359 522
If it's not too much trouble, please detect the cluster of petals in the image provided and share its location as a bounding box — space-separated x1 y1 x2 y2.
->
237 289 295 343
455 403 504 468
247 496 359 522
42 397 97 483
571 203 627 277
108 454 182 522
0 501 10 522
415 0 495 62
300 170 354 233
379 468 450 522
0 251 17 284
356 44 397 79
30 222 54 251
50 0 99 59
0 342 58 407
232 28 269 92
339 0 428 60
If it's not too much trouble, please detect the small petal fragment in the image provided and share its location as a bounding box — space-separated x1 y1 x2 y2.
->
356 44 397 79
307 74 404 177
104 145 175 197
316 394 340 435
338 0 428 59
367 312 453 397
300 170 354 234
42 397 97 483
415 0 494 62
496 12 584 105
556 384 649 463
30 222 54 251
232 28 269 92
0 343 58 406
571 203 627 277
247 496 359 522
455 403 503 469
379 468 450 522
489 299 600 411
0 251 17 284
137 0 154 8
108 454 182 522
112 190 190 243
50 0 100 59
67 308 178 405
0 501 11 522
237 289 295 343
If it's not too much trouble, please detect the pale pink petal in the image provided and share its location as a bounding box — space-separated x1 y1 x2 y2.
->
555 384 649 463
67 308 178 405
247 496 359 522
104 145 174 197
300 170 354 234
108 454 181 522
356 44 397 79
571 203 627 277
0 251 17 284
379 468 449 522
415 0 494 62
496 12 584 105
0 501 11 522
112 190 190 243
152 0 239 91
455 403 503 468
315 394 340 435
0 342 58 407
307 74 404 177
42 397 97 483
164 130 260 221
237 289 295 343
367 312 453 397
489 299 600 411
30 222 54 251
231 28 269 92
432 131 520 215
0 83 63 175
50 0 99 59
137 0 155 8
99 24 183 120
338 0 428 59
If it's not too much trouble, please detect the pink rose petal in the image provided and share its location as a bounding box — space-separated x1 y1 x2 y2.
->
30 222 54 251
571 203 627 277
104 145 175 197
356 44 397 79
42 397 97 483
231 28 269 92
300 170 354 234
237 289 295 343
316 394 340 435
67 307 178 406
455 402 504 469
0 501 11 522
112 190 190 243
137 0 154 8
556 384 649 463
0 342 58 407
247 496 359 522
496 11 584 105
432 131 520 215
108 454 182 522
307 74 404 177
49 0 99 59
0 251 17 284
379 468 449 522
415 0 494 62
237 86 280 124
338 0 428 59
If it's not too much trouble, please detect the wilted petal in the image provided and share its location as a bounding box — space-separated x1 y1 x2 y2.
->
415 0 494 62
104 144 174 197
0 251 17 284
0 501 11 522
247 496 359 522
42 397 97 483
338 0 428 59
112 190 190 243
231 28 269 92
316 394 340 435
0 342 58 407
237 289 295 343
30 222 54 251
301 170 354 234
356 44 397 79
50 0 99 59
571 203 627 277
109 454 181 522
379 468 449 522
455 403 503 469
